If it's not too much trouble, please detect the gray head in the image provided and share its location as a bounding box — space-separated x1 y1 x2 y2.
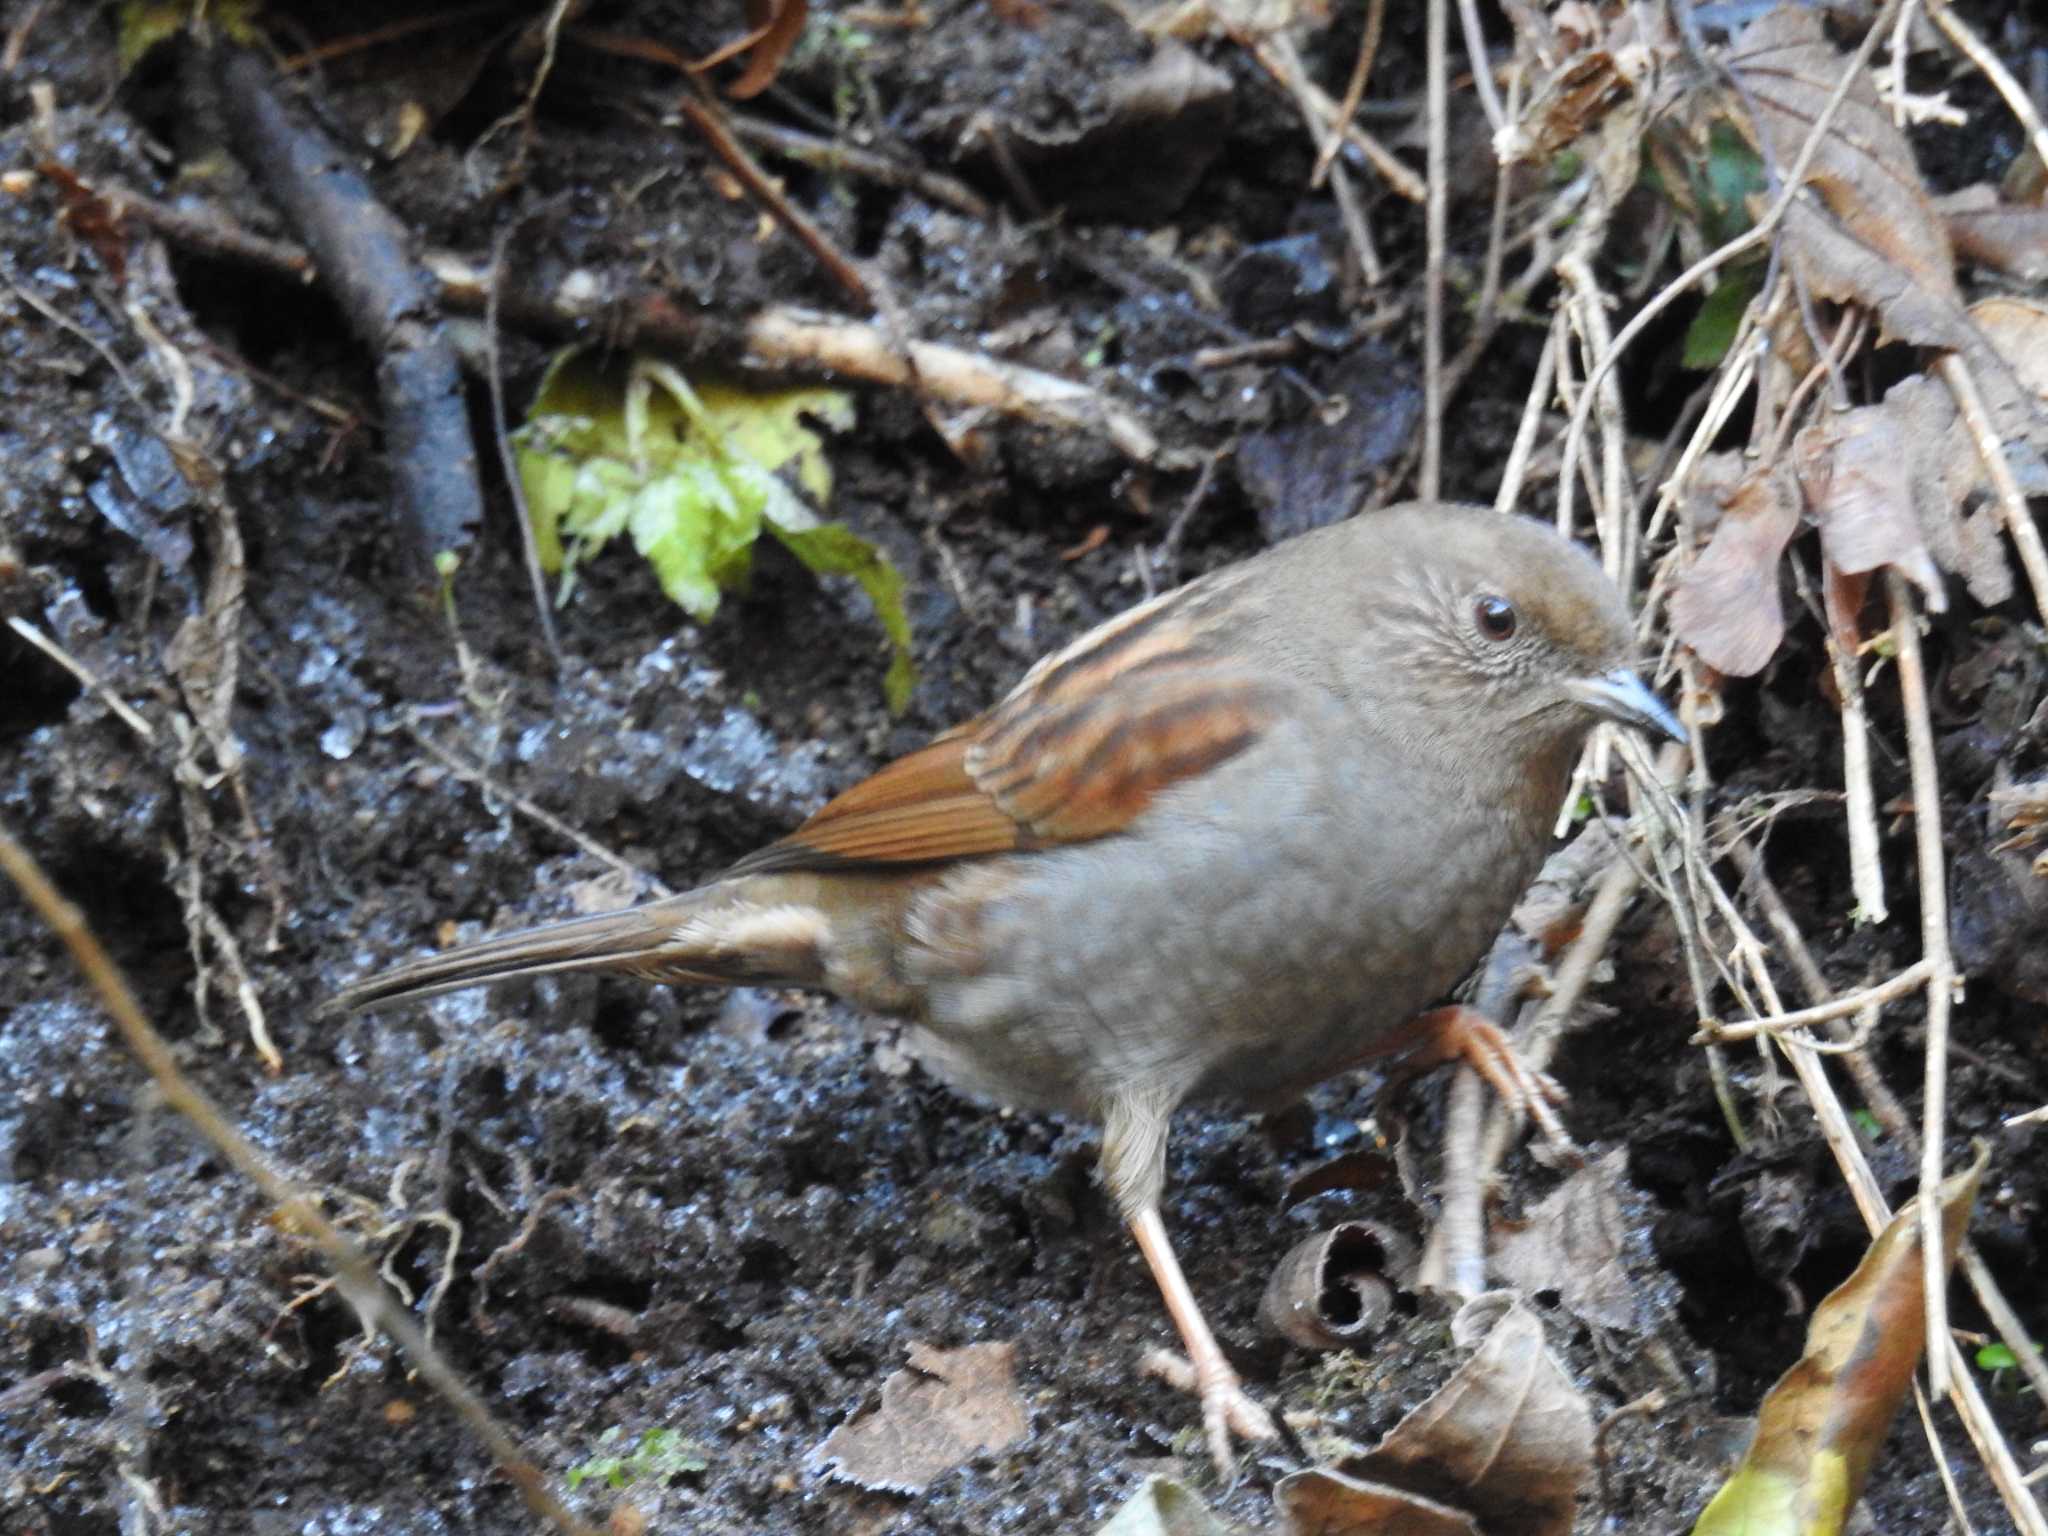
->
1263 504 1684 764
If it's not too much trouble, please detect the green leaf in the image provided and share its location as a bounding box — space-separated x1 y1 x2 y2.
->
1976 1343 2019 1371
773 522 916 714
1683 265 1762 369
565 1426 709 1492
513 350 914 710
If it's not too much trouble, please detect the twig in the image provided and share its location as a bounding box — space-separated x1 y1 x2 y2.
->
1732 842 1913 1135
483 222 562 668
736 305 1162 461
1828 614 1890 925
5 616 155 739
212 45 484 570
409 725 672 898
1238 35 1426 202
1421 0 1447 500
1312 0 1387 186
1923 0 2048 173
1265 36 1381 289
1916 1380 1981 1536
0 819 601 1536
725 113 991 220
1887 572 1959 1399
1693 960 1935 1042
1453 0 1506 136
1493 325 1556 513
77 193 1168 465
678 93 873 310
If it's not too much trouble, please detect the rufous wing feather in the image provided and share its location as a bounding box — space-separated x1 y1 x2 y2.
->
727 602 1286 877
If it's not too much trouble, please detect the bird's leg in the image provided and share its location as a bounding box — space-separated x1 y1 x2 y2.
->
1379 1003 1574 1154
1128 1203 1278 1474
1101 1088 1276 1475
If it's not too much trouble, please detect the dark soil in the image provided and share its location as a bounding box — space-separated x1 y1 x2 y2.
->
3 4 2044 1534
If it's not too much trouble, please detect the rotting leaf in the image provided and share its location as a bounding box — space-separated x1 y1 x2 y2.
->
1492 1151 1643 1334
1670 456 1803 677
1097 1474 1236 1536
1690 1145 1987 1536
514 349 917 712
810 1341 1029 1493
1281 1295 1592 1536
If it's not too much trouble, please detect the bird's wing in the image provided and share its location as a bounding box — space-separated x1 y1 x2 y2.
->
725 593 1288 877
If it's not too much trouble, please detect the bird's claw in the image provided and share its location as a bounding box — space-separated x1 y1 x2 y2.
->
1141 1344 1278 1478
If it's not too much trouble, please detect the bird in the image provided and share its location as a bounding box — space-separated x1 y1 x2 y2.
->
331 502 1683 1474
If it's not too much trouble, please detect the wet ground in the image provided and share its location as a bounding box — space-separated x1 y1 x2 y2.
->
3 3 2045 1533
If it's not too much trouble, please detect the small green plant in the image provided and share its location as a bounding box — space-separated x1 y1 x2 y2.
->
1849 1108 1883 1140
515 350 916 712
565 1426 710 1492
1973 1341 2039 1396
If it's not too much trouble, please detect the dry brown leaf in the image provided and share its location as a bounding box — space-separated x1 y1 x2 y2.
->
1491 1151 1643 1333
1721 7 2045 464
1670 456 1803 677
1275 1468 1480 1536
1937 185 2048 283
1284 1295 1591 1536
1725 7 1957 327
1690 1146 1986 1535
810 1340 1029 1492
1795 400 1945 608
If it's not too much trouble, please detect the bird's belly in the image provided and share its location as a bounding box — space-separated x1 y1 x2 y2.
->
898 758 1532 1120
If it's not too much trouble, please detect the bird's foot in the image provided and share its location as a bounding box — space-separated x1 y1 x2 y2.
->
1139 1345 1278 1476
1388 1005 1578 1158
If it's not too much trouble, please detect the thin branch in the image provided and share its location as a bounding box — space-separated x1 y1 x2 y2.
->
1693 960 1935 1042
484 221 562 669
1887 572 1959 1399
1421 0 1448 499
0 819 601 1536
1312 0 1387 186
5 616 155 740
678 94 872 310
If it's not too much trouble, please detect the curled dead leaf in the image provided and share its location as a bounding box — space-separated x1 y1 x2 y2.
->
1260 1221 1414 1351
1283 1295 1592 1536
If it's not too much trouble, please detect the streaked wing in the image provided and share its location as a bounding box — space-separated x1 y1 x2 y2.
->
725 590 1286 877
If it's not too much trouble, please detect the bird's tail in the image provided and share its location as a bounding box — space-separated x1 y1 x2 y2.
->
326 885 769 1016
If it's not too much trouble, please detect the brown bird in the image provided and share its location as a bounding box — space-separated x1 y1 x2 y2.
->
333 503 1681 1472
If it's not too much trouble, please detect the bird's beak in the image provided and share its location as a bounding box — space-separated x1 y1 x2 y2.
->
1567 668 1687 745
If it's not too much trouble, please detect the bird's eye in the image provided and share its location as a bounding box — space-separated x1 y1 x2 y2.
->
1473 595 1518 642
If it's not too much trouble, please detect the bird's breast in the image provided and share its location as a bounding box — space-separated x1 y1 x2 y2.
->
893 714 1557 1118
